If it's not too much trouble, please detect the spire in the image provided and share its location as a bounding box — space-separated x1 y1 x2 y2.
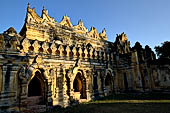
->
102 28 106 34
27 3 31 12
42 6 49 18
99 28 107 40
42 6 46 14
78 19 83 26
28 3 30 8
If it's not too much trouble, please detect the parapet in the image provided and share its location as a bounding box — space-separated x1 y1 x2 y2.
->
21 3 108 42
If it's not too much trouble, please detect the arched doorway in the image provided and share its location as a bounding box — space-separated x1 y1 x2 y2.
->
73 72 86 99
123 73 129 91
105 72 113 94
28 76 41 96
27 71 47 105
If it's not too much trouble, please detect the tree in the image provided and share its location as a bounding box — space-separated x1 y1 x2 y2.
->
155 41 170 59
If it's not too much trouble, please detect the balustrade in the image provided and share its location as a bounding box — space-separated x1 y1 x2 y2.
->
21 39 114 62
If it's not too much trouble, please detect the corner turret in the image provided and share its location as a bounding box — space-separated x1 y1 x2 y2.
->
114 32 130 54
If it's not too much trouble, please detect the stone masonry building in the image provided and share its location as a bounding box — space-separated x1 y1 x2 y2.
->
0 4 170 112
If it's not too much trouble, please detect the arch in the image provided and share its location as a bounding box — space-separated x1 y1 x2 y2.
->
105 71 114 94
105 68 114 77
123 72 129 91
72 68 87 80
73 72 87 99
27 69 47 105
25 65 49 84
28 75 41 96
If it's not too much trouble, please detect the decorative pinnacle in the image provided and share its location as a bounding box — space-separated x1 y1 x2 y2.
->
42 6 45 13
79 19 82 22
78 19 83 25
27 3 30 8
103 28 106 32
27 3 31 12
65 14 68 17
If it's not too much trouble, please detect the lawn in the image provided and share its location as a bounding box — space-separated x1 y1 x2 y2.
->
45 93 170 113
47 102 170 113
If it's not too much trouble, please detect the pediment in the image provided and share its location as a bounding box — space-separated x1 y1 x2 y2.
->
41 7 55 23
73 20 88 33
59 16 73 27
99 28 107 40
88 27 100 39
26 4 43 24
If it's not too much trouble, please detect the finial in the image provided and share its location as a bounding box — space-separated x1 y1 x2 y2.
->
79 19 82 22
103 28 106 32
28 3 30 8
65 14 67 17
42 6 45 13
78 19 83 25
27 3 31 12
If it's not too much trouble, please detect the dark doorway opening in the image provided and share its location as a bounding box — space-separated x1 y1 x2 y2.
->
73 72 86 99
28 76 41 97
124 73 129 91
105 72 113 94
27 71 47 106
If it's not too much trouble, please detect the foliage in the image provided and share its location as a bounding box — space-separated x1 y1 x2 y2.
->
155 41 170 58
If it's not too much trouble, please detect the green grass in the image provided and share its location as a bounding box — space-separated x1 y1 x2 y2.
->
96 92 170 100
46 103 170 113
44 93 170 113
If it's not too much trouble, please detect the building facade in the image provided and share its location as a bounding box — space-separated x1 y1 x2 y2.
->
0 4 169 113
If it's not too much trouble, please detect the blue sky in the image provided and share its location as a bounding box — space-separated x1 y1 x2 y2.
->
1 0 170 51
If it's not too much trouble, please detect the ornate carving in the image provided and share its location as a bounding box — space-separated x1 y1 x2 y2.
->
33 55 43 64
18 66 27 83
79 48 83 58
4 27 17 36
73 20 88 34
26 3 43 23
94 50 98 59
0 35 4 50
65 45 70 57
10 37 19 51
51 41 57 55
58 45 64 56
84 48 88 59
60 16 73 27
32 40 40 53
88 27 100 39
22 38 31 53
99 49 102 60
72 47 77 57
99 28 107 40
41 6 55 23
90 48 93 59
42 42 49 54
